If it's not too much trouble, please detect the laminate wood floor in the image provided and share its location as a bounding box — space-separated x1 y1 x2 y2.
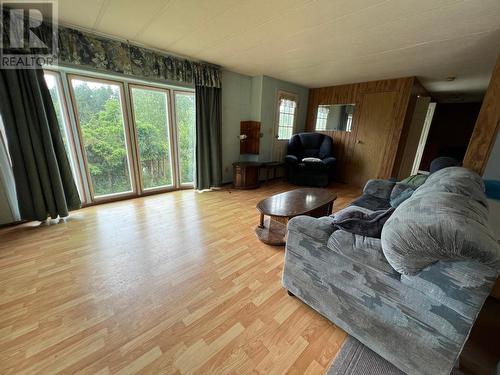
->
0 181 361 375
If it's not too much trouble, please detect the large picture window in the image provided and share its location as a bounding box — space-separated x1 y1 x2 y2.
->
43 69 196 205
70 77 134 198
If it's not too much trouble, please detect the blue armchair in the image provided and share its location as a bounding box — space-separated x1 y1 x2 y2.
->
285 132 336 187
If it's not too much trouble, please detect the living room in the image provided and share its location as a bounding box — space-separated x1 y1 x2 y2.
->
1 1 499 374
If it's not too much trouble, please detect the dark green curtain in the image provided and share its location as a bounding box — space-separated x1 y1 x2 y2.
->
0 69 81 221
195 86 222 190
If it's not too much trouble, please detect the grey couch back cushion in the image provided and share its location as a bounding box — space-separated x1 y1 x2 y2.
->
381 167 500 275
416 166 488 207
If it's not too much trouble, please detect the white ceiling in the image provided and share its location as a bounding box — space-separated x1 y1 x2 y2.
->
56 0 500 101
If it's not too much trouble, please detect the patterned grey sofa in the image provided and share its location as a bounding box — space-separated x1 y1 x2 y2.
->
282 167 500 375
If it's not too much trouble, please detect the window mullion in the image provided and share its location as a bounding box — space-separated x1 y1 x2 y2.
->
58 70 92 204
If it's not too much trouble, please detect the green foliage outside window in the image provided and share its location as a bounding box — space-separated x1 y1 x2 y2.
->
54 80 196 196
131 88 172 189
73 82 131 196
175 93 195 184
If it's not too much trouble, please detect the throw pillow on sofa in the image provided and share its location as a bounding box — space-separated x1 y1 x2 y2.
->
333 206 395 238
400 174 427 188
390 188 414 208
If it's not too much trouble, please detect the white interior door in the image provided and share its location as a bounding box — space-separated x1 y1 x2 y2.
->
272 90 299 162
411 102 436 175
396 96 431 179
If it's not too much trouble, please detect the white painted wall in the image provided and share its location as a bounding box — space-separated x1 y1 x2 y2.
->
221 70 253 183
220 71 309 183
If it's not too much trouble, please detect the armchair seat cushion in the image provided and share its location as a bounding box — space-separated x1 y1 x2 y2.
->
297 161 328 171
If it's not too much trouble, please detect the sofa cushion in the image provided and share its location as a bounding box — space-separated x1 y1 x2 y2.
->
333 207 395 238
416 166 487 207
327 230 399 278
350 195 391 211
390 183 414 201
400 174 428 188
363 179 396 200
390 188 414 208
333 205 375 221
288 215 336 244
382 191 500 275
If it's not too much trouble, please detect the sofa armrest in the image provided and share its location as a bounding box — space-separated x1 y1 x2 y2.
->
288 215 335 244
363 179 396 200
401 260 498 319
285 154 299 165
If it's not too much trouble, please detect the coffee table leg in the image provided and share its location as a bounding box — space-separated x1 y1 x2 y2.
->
259 213 265 228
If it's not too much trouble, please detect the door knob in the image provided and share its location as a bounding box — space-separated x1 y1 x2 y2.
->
357 140 363 144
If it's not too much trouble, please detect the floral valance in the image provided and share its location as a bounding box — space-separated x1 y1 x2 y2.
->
57 27 221 88
1 10 221 88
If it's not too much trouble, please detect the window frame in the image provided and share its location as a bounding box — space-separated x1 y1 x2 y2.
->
128 83 178 194
43 66 196 206
67 73 138 202
173 90 196 188
274 90 299 141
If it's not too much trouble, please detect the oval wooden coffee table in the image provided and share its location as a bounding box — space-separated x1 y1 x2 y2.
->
255 188 337 246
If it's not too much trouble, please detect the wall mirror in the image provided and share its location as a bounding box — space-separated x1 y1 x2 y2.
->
315 104 356 132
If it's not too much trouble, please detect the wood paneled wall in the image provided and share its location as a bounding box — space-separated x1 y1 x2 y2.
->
464 54 500 174
306 77 417 184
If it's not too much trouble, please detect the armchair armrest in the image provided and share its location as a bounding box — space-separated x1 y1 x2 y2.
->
363 179 396 200
322 156 336 168
285 155 299 165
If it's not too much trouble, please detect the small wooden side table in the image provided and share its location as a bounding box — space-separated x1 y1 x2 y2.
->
233 162 262 189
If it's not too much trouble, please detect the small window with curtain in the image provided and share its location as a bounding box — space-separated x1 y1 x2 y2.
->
276 91 299 140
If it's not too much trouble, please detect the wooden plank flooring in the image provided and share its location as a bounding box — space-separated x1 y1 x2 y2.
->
0 182 361 374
